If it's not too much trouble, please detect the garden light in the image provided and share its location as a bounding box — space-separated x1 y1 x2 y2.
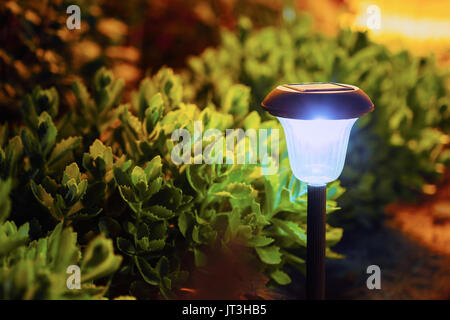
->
261 83 374 299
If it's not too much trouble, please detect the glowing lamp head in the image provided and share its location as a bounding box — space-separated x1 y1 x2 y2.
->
262 83 374 186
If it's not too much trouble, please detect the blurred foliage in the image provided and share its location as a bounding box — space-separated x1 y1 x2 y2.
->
0 0 140 121
98 0 285 70
0 67 345 299
0 0 287 121
183 16 450 228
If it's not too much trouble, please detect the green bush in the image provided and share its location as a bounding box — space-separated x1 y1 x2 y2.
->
183 16 450 227
0 67 345 299
0 178 122 299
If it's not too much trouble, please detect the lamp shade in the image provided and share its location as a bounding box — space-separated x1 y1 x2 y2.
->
262 83 374 185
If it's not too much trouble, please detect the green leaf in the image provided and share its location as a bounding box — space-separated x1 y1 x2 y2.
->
81 234 122 283
30 180 62 221
192 225 201 244
33 87 59 117
4 136 23 177
135 223 149 240
46 223 80 273
21 128 41 164
0 179 12 222
282 251 306 273
270 269 291 285
149 92 164 110
113 166 132 187
193 247 207 267
326 248 345 259
135 256 160 285
326 226 343 247
144 93 164 131
72 80 94 115
255 245 282 264
0 221 29 257
186 165 206 196
145 156 162 181
147 177 162 198
178 212 191 237
147 239 165 252
62 163 81 185
148 205 174 220
272 218 307 246
221 84 250 117
93 140 113 166
48 136 81 167
243 111 261 130
156 256 169 278
131 166 147 187
37 112 57 157
116 237 136 255
246 235 274 247
93 67 124 112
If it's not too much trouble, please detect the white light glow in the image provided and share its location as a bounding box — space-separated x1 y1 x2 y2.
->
278 117 357 186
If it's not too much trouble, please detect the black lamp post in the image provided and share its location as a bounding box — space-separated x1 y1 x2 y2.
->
261 83 374 300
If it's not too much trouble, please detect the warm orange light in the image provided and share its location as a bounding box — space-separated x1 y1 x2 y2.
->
341 0 450 68
179 288 197 294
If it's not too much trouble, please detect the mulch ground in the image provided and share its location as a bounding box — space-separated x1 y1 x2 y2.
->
325 171 450 299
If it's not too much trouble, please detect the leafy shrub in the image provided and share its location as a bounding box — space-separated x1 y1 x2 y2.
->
0 178 122 299
183 16 450 227
0 66 344 299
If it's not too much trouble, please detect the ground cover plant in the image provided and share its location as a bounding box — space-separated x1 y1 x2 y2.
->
0 67 344 299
